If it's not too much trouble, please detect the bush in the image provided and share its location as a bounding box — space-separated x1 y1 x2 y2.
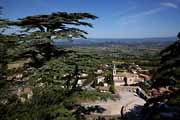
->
109 85 115 94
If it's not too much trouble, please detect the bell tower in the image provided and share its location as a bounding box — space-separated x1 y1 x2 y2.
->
113 64 117 76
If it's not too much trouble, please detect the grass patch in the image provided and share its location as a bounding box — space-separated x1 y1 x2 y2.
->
69 91 113 103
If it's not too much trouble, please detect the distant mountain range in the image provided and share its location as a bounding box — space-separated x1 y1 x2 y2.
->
54 37 177 47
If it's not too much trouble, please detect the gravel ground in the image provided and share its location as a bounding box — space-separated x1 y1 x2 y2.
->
81 90 146 116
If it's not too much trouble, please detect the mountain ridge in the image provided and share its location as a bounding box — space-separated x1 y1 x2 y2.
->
54 37 177 47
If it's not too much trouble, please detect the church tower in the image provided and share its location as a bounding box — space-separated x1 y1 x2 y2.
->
113 64 117 76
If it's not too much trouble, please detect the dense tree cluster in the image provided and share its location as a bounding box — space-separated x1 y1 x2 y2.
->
152 33 180 88
0 11 114 120
141 33 180 120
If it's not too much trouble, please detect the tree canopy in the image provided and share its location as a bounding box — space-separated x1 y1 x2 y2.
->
5 12 98 66
152 32 180 88
0 11 109 120
11 12 97 39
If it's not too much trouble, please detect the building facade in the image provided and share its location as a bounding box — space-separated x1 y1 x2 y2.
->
113 64 144 86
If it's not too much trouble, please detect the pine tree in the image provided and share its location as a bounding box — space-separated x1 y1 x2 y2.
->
11 12 97 38
9 12 97 66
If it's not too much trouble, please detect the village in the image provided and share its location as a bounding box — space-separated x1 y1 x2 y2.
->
6 60 151 95
4 59 152 119
77 61 150 90
1 1 180 119
75 62 151 119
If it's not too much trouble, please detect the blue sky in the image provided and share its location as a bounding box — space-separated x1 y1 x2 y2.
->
1 0 180 38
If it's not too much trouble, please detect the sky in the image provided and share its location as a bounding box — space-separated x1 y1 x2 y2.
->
1 0 180 38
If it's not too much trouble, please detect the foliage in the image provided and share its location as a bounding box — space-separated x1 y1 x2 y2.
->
0 101 76 120
5 12 98 68
167 93 180 106
142 33 180 120
0 10 99 120
0 35 18 83
0 84 112 120
152 33 180 88
11 12 97 39
109 84 115 94
104 70 115 93
0 19 10 30
70 91 113 102
29 58 74 86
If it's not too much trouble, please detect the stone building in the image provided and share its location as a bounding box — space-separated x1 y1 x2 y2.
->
113 64 144 86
